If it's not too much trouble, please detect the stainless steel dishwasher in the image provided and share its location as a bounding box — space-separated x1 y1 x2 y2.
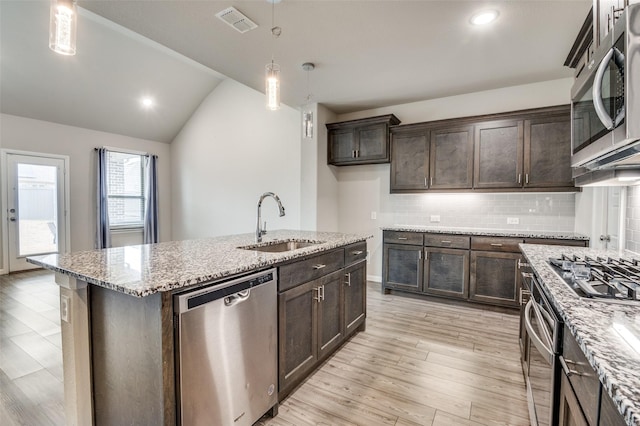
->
174 268 278 426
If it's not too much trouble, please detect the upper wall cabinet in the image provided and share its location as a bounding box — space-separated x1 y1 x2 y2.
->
390 105 575 193
327 114 400 166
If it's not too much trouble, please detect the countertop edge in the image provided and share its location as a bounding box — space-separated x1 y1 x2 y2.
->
382 226 589 241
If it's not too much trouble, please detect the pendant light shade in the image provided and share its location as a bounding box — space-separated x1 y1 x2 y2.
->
266 61 281 110
302 62 315 138
49 0 77 55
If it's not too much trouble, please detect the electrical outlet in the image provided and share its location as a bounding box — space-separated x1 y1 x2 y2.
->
60 295 70 323
430 215 441 223
370 211 377 220
507 217 520 225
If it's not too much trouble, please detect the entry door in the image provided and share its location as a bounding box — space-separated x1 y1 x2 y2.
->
6 153 67 271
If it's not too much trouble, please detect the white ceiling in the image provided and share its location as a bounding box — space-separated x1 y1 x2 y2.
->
1 0 591 143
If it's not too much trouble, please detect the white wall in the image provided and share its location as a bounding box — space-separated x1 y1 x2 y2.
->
171 79 301 240
328 78 577 281
0 113 172 256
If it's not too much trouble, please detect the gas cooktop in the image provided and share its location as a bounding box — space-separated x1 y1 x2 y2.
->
548 254 640 304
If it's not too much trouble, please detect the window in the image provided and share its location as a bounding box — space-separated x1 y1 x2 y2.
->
106 151 145 228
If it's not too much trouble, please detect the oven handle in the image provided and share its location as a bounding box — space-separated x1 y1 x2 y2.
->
524 299 554 365
593 47 625 130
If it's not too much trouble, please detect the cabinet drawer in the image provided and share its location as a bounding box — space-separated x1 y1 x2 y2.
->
424 234 470 249
344 242 367 265
279 249 344 292
523 238 588 247
562 325 600 426
471 236 523 253
383 231 423 246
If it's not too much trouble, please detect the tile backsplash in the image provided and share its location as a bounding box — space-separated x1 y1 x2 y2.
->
385 192 576 231
626 186 640 253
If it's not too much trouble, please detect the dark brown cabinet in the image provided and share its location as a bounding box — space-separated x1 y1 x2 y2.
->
423 234 470 299
327 114 400 166
599 390 627 426
474 119 524 189
383 243 423 293
470 237 523 308
344 260 367 336
278 243 367 399
524 114 573 188
390 132 429 191
558 372 590 426
424 247 469 299
389 105 576 193
430 125 474 189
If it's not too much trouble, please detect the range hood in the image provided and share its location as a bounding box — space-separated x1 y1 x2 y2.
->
574 167 640 187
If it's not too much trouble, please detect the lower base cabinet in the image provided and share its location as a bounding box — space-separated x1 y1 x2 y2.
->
558 372 589 426
383 243 422 292
470 251 521 307
424 247 469 299
278 250 367 399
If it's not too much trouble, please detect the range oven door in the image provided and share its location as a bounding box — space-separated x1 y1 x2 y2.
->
523 289 559 426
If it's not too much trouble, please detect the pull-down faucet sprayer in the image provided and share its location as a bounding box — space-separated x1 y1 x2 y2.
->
256 192 286 243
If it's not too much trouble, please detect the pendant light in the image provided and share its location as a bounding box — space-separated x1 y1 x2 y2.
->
49 0 77 55
265 1 282 110
302 62 315 139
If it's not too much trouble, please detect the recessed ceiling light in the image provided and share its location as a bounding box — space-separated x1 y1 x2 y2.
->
140 97 154 108
471 10 499 26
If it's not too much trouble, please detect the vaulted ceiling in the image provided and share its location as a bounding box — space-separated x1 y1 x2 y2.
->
1 1 591 143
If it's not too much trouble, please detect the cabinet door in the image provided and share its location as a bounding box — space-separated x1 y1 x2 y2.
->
430 126 474 189
390 133 429 191
329 129 356 164
524 114 573 188
317 270 345 360
383 243 423 292
423 247 469 299
344 261 366 336
278 280 317 393
558 372 589 426
470 251 521 307
599 390 627 426
356 124 389 163
474 120 524 188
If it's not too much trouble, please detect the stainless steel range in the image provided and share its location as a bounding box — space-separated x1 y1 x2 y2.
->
548 254 640 303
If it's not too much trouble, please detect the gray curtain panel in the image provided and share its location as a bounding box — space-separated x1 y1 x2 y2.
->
95 148 111 249
143 154 159 244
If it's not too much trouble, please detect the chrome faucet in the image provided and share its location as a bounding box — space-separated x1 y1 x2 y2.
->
256 192 285 242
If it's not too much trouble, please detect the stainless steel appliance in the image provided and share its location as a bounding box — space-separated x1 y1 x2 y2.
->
174 269 278 426
571 4 640 178
521 272 561 426
548 254 640 303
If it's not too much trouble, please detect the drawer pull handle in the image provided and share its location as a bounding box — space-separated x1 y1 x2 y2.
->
352 250 364 255
397 237 408 240
312 264 326 270
441 240 452 244
490 243 503 247
559 356 581 377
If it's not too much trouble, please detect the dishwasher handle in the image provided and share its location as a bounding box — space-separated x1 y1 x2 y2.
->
224 290 251 307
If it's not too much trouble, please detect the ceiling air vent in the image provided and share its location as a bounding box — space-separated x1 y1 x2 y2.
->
215 7 258 34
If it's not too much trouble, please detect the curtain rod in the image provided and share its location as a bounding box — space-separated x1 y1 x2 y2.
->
94 146 157 157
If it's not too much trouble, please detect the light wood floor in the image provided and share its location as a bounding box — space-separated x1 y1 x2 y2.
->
1 270 529 426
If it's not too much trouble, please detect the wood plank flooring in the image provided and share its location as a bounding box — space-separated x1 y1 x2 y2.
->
1 271 529 426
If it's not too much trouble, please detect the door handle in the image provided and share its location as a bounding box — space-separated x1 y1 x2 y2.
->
314 287 322 302
320 285 325 301
9 217 16 222
518 259 530 269
559 356 582 377
593 47 625 129
345 273 351 286
224 290 250 307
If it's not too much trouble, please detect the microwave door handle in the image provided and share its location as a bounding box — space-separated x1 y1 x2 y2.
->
524 299 554 364
593 47 615 130
613 47 626 127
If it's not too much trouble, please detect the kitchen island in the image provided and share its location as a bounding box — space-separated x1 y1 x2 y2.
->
28 230 369 426
520 244 640 426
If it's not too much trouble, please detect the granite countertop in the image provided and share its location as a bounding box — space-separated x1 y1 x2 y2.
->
27 230 370 298
383 225 589 241
520 244 640 426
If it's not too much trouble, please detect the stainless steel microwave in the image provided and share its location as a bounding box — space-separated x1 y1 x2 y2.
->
571 3 640 172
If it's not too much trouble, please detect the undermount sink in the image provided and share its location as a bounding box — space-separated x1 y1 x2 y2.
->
239 239 323 253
